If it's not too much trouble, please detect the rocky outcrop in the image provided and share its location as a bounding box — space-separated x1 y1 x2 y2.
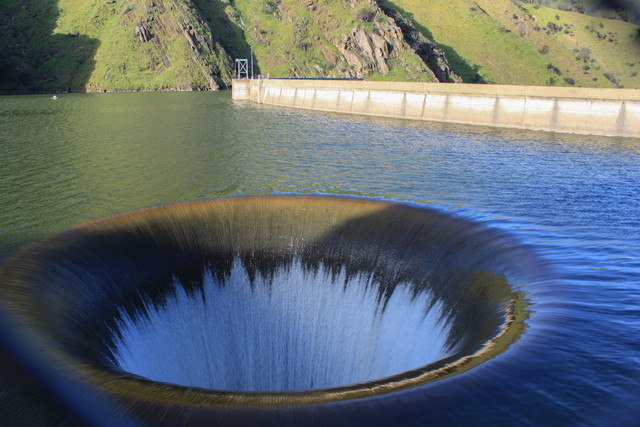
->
134 22 152 42
123 0 235 90
377 2 461 83
335 23 404 76
301 0 441 80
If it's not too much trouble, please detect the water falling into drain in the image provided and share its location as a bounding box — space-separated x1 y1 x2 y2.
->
0 196 538 423
112 258 452 392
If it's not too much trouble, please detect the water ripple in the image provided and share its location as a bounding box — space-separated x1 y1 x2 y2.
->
1 91 639 424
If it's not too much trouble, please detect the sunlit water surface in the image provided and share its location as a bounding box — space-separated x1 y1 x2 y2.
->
1 92 639 425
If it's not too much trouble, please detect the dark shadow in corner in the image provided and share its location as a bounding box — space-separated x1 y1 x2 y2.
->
0 0 99 93
376 0 486 83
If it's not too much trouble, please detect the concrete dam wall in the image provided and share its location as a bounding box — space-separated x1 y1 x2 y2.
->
232 79 640 138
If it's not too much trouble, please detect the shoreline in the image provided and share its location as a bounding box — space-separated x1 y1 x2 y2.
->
0 87 222 96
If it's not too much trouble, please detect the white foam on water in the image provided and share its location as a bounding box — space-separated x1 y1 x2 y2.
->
112 257 453 392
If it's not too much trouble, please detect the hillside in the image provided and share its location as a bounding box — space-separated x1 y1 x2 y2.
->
0 0 638 93
536 0 640 24
0 0 241 92
225 0 450 82
385 0 640 87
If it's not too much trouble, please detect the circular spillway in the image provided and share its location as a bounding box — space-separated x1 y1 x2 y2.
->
0 196 536 424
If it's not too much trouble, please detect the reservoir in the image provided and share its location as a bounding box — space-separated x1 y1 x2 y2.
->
0 91 639 425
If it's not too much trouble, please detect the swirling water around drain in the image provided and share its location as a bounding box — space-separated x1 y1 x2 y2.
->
0 195 545 425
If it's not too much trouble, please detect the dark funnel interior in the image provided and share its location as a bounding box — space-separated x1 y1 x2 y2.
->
0 195 532 424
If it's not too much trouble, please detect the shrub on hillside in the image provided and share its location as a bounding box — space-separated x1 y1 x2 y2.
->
262 1 280 15
547 63 562 75
357 7 376 23
604 71 621 85
576 48 591 63
616 11 630 22
547 22 561 34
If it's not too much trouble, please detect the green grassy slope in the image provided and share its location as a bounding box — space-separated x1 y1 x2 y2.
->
539 0 640 24
1 0 243 92
521 2 640 87
230 0 437 82
0 0 638 92
53 0 207 91
385 0 639 87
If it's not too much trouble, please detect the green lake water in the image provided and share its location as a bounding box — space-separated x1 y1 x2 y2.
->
1 91 639 425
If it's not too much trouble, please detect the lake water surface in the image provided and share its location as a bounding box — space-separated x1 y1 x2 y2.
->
1 91 639 425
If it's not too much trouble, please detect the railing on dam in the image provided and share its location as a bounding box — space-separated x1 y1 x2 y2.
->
232 78 640 138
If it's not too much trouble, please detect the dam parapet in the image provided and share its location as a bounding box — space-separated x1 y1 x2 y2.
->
232 78 640 138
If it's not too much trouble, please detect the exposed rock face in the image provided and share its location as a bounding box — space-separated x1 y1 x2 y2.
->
299 0 440 80
321 46 339 67
377 3 461 83
322 7 404 78
134 22 152 42
128 0 232 90
335 23 404 76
